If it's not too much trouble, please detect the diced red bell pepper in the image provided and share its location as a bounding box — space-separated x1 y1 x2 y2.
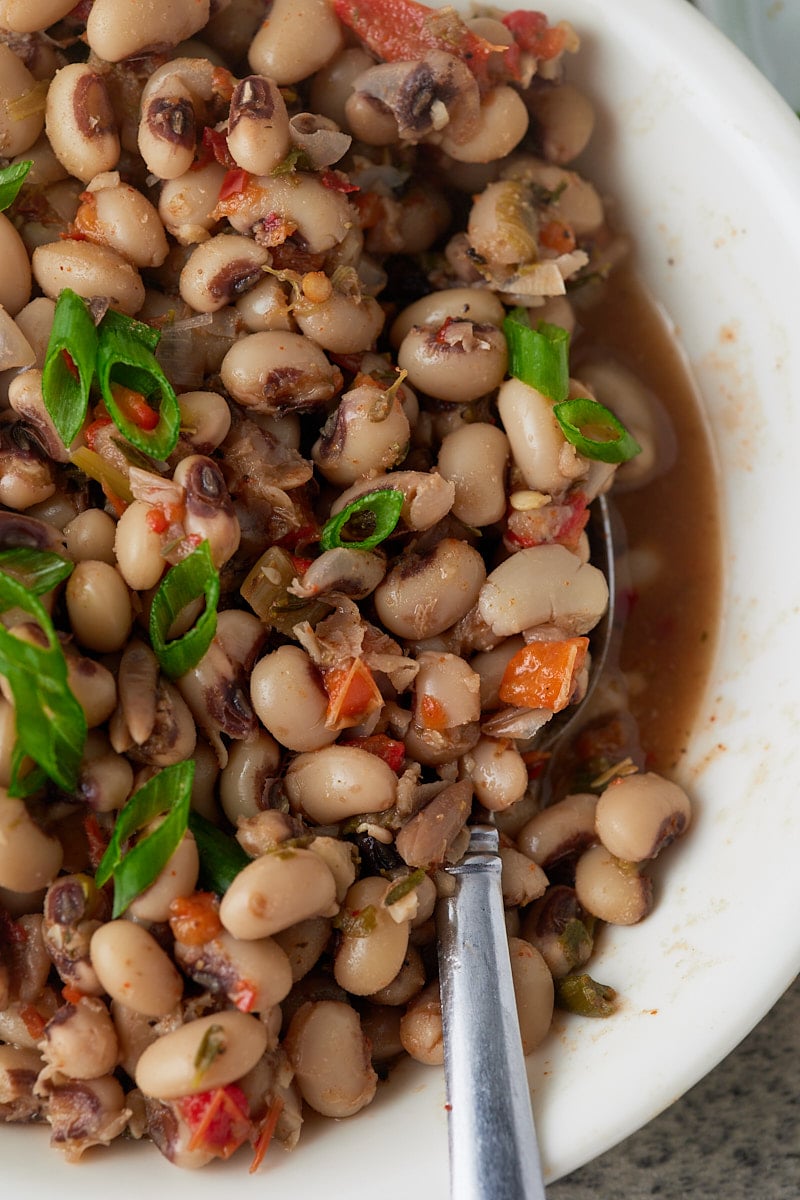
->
501 10 568 60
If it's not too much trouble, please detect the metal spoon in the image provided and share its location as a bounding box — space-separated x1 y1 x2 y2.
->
436 495 617 1200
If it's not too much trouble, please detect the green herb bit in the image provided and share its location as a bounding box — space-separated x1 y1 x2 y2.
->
0 548 73 595
555 972 618 1018
333 904 378 937
557 917 594 972
0 160 32 212
193 1023 227 1085
41 289 99 448
95 760 194 917
271 145 312 176
384 868 426 907
96 314 180 460
553 397 642 464
502 309 571 402
0 571 87 796
150 541 220 679
188 810 250 896
320 489 404 552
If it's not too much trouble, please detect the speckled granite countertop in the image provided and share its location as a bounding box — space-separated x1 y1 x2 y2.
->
548 976 799 1198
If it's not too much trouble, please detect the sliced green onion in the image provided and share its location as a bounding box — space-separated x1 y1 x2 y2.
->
553 397 642 464
188 810 250 895
320 489 404 551
0 548 73 595
502 309 570 402
41 289 99 448
0 160 32 212
0 571 87 795
96 313 180 460
95 760 194 917
150 541 220 679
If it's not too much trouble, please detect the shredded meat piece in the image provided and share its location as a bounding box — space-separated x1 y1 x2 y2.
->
294 598 418 691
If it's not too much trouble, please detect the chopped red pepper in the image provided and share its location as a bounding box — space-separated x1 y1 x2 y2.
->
182 1085 251 1159
19 1005 47 1040
323 658 384 729
61 349 80 381
84 416 113 450
83 811 109 871
168 892 223 946
345 733 406 773
218 168 250 202
501 10 568 60
249 1096 285 1174
333 0 505 91
109 383 159 431
321 168 360 194
539 218 577 255
194 125 237 171
62 984 85 1005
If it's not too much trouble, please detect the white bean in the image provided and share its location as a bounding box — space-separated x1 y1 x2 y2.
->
135 1011 267 1099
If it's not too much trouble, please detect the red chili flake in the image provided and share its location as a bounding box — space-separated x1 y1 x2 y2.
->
83 812 109 870
434 315 455 343
218 167 250 202
352 190 384 230
181 1085 251 1159
19 1005 47 1040
61 349 80 381
84 417 112 450
146 507 169 534
320 169 360 194
289 554 315 576
62 984 85 1005
501 10 567 60
194 126 237 171
345 734 406 774
231 981 257 1013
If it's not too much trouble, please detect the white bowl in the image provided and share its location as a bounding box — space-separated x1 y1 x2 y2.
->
7 0 800 1194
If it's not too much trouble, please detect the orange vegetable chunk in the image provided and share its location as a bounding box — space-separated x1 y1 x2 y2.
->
498 637 589 713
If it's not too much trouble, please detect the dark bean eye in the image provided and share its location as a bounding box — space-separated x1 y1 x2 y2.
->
46 880 87 926
148 97 195 148
196 462 222 500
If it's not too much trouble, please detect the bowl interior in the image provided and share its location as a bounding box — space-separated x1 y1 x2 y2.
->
6 0 800 1194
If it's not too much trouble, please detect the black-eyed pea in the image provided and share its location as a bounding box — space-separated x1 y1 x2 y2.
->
461 736 529 813
113 500 166 591
334 876 410 996
374 538 486 640
0 44 45 157
390 287 506 349
272 917 332 983
508 937 554 1054
250 645 338 752
13 297 55 366
64 651 117 729
311 383 409 487
65 560 133 654
220 330 341 414
368 945 425 1007
308 837 357 903
224 173 352 253
219 731 281 825
32 241 144 316
344 92 400 146
77 733 134 814
0 214 32 316
45 64 119 184
477 544 608 638
574 844 653 926
90 921 183 1017
498 847 548 909
171 455 240 569
528 83 595 165
179 234 271 314
0 307 35 374
177 390 232 453
295 292 385 355
40 997 119 1080
158 161 227 245
0 791 63 892
413 651 481 730
308 47 375 129
440 86 528 163
284 745 397 823
398 981 443 1065
516 792 599 868
497 375 584 495
248 0 345 85
135 1011 267 1099
235 274 295 332
126 830 199 923
86 0 210 63
284 999 377 1117
63 509 117 566
595 771 692 862
0 0 76 33
359 1003 404 1064
219 847 338 940
73 177 168 269
397 322 507 404
438 422 510 527
227 75 291 174
174 930 292 1013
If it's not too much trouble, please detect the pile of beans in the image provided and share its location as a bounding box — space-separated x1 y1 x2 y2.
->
0 0 692 1170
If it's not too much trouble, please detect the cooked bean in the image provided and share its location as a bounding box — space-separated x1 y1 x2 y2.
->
250 645 338 752
375 537 486 639
499 847 548 909
135 1010 267 1100
397 322 507 403
360 1003 404 1063
330 470 455 533
41 997 119 1080
334 876 410 996
90 921 183 1017
172 454 241 568
595 771 692 862
86 0 210 62
516 792 599 867
0 307 34 374
478 543 608 638
12 296 55 366
285 745 397 824
126 830 199 923
0 1044 43 1119
236 810 296 857
65 560 133 654
413 651 481 729
307 837 358 902
309 47 375 129
497 375 585 495
461 736 528 812
0 792 63 892
574 844 654 925
227 75 291 174
390 287 505 350
65 650 117 729
7 368 70 461
0 44 44 157
113 500 165 590
219 729 281 823
248 0 345 84
295 290 385 355
219 847 338 939
272 917 332 983
311 383 409 486
179 234 270 313
502 156 604 236
284 999 377 1117
368 944 425 1006
344 93 400 146
437 422 510 527
520 885 594 979
0 0 75 33
440 86 528 163
225 173 352 253
398 981 443 1065
508 937 554 1055
176 390 232 453
174 929 293 1013
45 65 119 184
220 330 341 414
63 510 117 566
0 214 32 316
235 275 295 332
32 241 144 316
72 177 168 269
528 83 595 165
158 161 227 244
76 734 134 814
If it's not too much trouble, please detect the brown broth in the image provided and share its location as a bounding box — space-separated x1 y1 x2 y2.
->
573 268 722 773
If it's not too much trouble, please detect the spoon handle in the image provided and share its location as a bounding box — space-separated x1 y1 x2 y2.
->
437 826 548 1200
